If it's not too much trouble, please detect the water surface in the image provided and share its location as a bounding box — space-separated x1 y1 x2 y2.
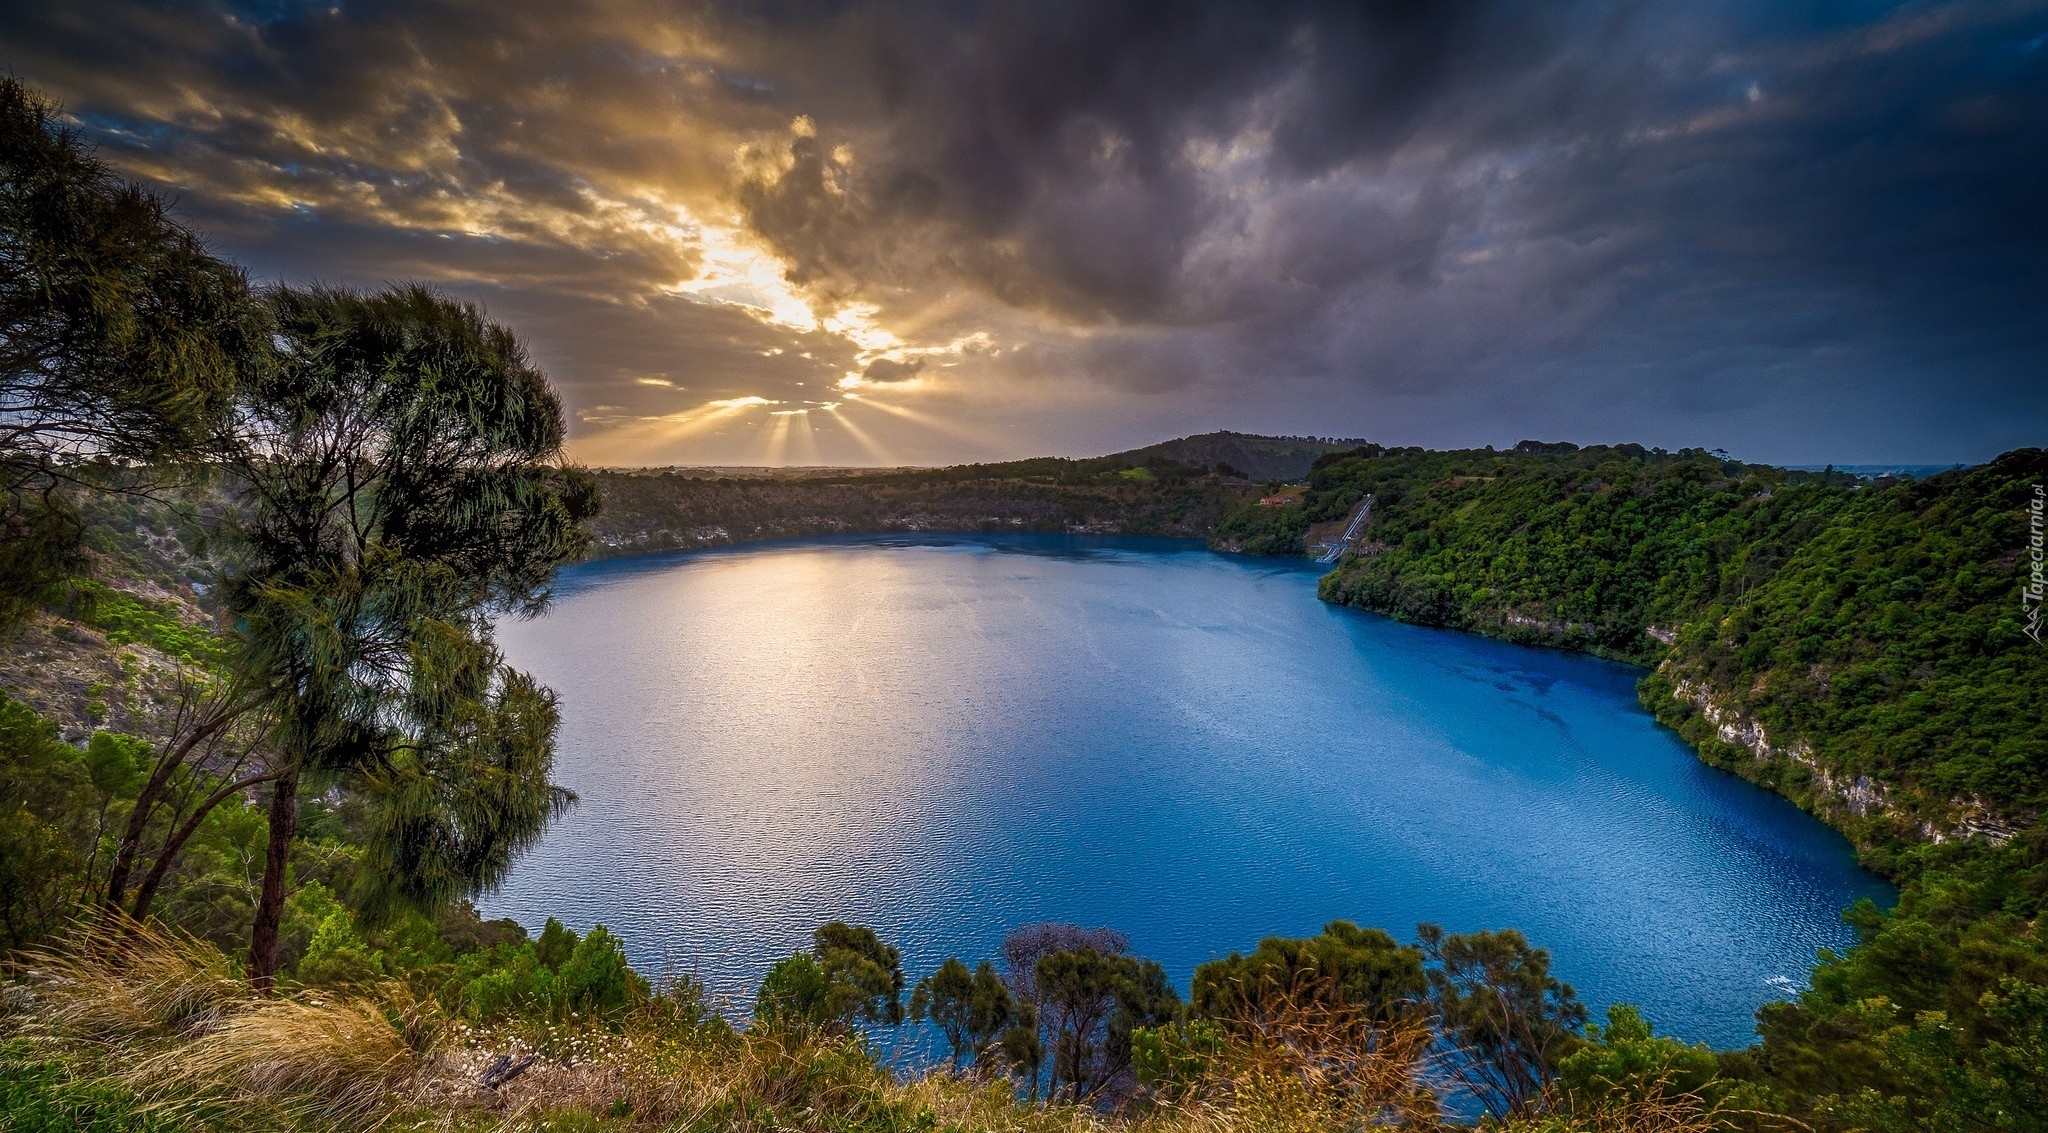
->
488 534 1891 1047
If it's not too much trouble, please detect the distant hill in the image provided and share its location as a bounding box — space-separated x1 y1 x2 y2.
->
1102 431 1370 482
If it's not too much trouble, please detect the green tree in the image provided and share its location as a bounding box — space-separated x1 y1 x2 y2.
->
555 925 650 1022
1192 919 1427 1023
218 283 597 991
1419 923 1587 1119
755 951 831 1027
753 922 906 1032
910 957 1015 1068
813 921 906 1027
1035 946 1182 1101
0 696 93 949
1554 1004 1720 1115
1102 956 1181 1090
1037 947 1121 1099
536 916 578 970
0 77 263 622
1000 1003 1046 1101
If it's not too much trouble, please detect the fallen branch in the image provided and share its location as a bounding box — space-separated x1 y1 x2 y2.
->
479 1052 540 1090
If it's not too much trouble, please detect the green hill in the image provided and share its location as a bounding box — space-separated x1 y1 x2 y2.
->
1216 441 2048 1123
1102 430 1370 482
1224 441 2048 856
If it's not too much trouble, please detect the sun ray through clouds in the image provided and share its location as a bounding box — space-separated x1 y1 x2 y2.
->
580 396 778 467
843 392 1007 456
817 402 894 465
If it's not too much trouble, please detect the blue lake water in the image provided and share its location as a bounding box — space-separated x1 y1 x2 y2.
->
486 533 1892 1049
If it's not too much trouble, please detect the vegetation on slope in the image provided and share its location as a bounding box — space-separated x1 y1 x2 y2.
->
3 908 1751 1133
1097 431 1370 482
589 457 1261 556
1284 442 2048 847
1217 439 2048 1127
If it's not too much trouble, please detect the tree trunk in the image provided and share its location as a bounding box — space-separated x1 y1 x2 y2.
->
125 769 282 930
248 765 299 994
102 702 242 926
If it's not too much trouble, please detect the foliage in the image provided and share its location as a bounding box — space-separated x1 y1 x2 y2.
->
909 957 1014 1068
1099 431 1368 483
754 922 906 1032
1296 442 1854 661
1419 922 1589 1119
0 77 263 623
217 282 597 986
1291 443 2048 846
1644 449 2048 849
1130 1017 1225 1089
814 921 907 1028
0 693 254 953
1133 994 1439 1129
1034 946 1182 1101
13 923 425 1126
451 918 649 1026
0 1042 190 1133
555 925 651 1022
1190 919 1426 1023
1272 441 2048 1132
0 694 97 950
1735 827 2048 1128
59 579 226 667
1817 979 2048 1133
1553 1005 1722 1114
587 460 1261 556
755 950 834 1029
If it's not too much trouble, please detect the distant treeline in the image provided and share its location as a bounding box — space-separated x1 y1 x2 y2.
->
588 458 1262 555
584 431 1381 556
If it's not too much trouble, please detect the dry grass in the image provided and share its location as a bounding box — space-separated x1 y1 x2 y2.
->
1145 996 1440 1132
413 1020 914 1131
127 994 422 1124
6 927 1769 1133
422 992 1445 1133
1512 1082 1807 1133
9 922 428 1126
14 920 244 1043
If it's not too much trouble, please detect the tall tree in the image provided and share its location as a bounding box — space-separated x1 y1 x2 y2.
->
1418 923 1588 1118
1000 921 1131 1100
753 922 906 1032
0 77 262 621
1034 946 1180 1102
813 921 906 1027
1192 919 1427 1024
219 283 596 991
910 957 1015 1068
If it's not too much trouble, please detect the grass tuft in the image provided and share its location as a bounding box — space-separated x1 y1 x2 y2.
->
10 922 424 1126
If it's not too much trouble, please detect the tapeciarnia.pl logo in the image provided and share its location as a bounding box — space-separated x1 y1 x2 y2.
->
2027 484 2044 644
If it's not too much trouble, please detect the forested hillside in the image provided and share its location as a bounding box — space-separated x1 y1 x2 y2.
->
1272 442 2046 852
590 457 1261 555
1098 431 1369 482
1217 441 2048 1126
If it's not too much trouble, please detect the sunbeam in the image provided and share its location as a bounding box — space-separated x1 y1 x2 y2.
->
845 392 1007 456
818 403 894 465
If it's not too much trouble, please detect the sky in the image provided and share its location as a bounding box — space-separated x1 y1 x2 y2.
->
4 0 2044 468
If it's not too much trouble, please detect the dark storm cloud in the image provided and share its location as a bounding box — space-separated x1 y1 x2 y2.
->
861 357 925 383
732 0 2048 457
2 0 2043 463
737 0 1565 322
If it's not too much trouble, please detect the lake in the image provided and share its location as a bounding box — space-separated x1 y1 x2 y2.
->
486 533 1892 1048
